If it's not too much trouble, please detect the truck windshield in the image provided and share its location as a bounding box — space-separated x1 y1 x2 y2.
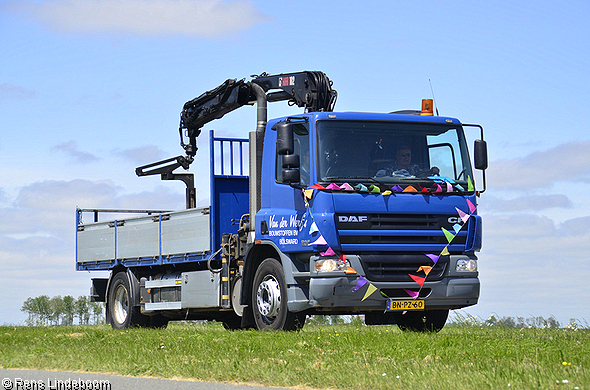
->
316 119 473 187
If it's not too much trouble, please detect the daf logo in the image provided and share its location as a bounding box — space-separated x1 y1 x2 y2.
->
339 215 368 223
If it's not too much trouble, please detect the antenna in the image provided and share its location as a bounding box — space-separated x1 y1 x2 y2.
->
429 79 439 116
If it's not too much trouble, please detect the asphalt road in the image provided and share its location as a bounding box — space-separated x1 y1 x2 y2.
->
0 368 295 390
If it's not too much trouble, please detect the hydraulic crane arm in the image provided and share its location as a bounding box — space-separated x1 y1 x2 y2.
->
179 71 336 156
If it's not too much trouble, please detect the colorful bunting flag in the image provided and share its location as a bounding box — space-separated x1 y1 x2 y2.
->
468 176 474 192
403 185 418 193
453 223 462 233
310 235 327 246
404 289 420 300
392 185 404 192
309 183 325 190
326 183 340 190
354 183 369 192
446 181 453 192
416 265 433 275
441 246 450 256
321 247 336 256
425 253 439 264
442 227 455 243
380 291 389 298
361 283 378 301
309 222 319 234
455 184 465 192
421 187 430 193
340 182 354 191
369 185 381 194
466 198 477 214
353 276 368 292
344 266 357 275
382 190 392 196
455 207 470 224
303 189 314 200
434 184 442 193
409 274 426 287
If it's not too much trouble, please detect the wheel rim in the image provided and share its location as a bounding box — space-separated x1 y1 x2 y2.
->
256 274 281 320
113 284 129 325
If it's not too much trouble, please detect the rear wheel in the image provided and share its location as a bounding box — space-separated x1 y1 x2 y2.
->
393 309 449 332
107 271 147 329
251 258 305 331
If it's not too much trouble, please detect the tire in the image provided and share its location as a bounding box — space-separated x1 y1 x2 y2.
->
107 271 147 329
393 309 449 332
251 258 306 331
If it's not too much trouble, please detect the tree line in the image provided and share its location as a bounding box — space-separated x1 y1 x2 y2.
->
21 295 105 326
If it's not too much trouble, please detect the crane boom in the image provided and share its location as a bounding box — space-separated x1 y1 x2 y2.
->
179 71 336 156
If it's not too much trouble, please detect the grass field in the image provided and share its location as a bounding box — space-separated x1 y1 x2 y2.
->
0 322 588 390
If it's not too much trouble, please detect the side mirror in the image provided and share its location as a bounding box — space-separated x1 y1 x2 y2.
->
281 154 300 184
276 121 295 155
474 139 488 170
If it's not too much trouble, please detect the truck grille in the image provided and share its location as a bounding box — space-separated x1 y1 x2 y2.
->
336 213 462 282
337 213 466 245
360 253 447 282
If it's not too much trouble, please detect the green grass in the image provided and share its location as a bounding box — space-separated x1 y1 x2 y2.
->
1 323 588 390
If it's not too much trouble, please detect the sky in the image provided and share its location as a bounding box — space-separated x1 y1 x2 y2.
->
1 0 589 326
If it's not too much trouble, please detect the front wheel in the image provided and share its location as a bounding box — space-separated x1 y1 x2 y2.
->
251 258 305 331
393 309 449 332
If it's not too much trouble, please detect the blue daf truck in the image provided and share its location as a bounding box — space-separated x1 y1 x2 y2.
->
76 71 488 331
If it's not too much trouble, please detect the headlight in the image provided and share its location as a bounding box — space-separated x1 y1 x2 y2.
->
315 258 350 272
456 259 477 272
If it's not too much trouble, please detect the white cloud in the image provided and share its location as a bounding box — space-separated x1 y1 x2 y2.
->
112 145 169 165
483 194 572 212
2 0 269 37
52 140 101 164
488 140 590 190
0 83 35 101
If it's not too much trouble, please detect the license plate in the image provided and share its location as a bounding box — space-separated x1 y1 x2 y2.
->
386 299 425 311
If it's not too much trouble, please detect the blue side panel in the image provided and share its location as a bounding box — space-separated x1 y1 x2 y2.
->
212 176 249 252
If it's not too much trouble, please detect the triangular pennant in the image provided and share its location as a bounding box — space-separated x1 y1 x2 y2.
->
416 266 433 275
455 184 465 192
421 187 430 193
403 289 420 300
309 183 325 190
309 222 319 234
326 183 341 190
434 184 442 193
441 246 450 256
361 283 378 301
381 190 392 196
303 189 314 200
455 207 470 224
446 181 453 192
453 223 462 233
310 235 327 246
339 253 347 261
403 185 417 193
409 274 426 287
369 184 381 194
321 247 336 256
340 182 354 191
352 276 368 292
425 253 439 264
468 176 474 192
442 227 455 243
466 198 477 214
344 266 357 275
354 183 369 192
392 185 404 192
380 290 389 298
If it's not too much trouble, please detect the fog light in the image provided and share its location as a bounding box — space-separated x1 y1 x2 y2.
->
315 258 350 272
456 259 477 272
